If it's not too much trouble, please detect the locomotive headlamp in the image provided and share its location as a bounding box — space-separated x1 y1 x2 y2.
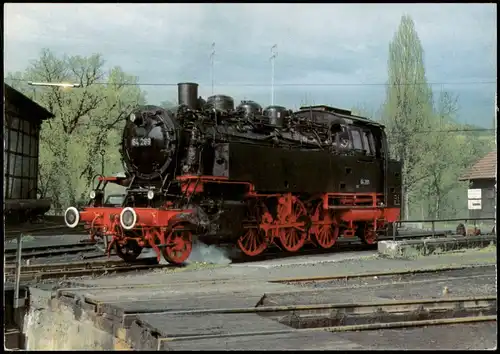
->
64 207 80 228
89 190 96 199
147 190 155 200
130 113 136 122
120 207 137 230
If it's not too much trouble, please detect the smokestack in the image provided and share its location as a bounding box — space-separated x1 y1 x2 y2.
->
177 82 199 110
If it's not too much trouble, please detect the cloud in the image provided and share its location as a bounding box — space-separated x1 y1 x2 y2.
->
3 3 497 125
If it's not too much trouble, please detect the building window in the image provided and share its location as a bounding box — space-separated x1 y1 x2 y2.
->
484 188 496 199
5 115 39 200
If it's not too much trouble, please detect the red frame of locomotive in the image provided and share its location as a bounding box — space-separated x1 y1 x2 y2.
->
67 174 400 265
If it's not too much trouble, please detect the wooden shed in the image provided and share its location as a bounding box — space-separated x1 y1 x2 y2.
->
459 150 497 220
3 83 54 224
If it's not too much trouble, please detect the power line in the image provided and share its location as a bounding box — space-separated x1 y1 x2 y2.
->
413 128 495 134
6 78 496 134
5 78 496 87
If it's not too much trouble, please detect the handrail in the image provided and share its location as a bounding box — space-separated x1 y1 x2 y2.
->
390 216 496 240
396 217 495 223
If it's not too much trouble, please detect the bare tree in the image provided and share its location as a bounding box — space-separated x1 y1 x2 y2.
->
6 49 146 210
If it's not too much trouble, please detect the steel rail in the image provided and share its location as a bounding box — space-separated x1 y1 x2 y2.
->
4 241 96 254
269 264 495 284
137 295 497 316
4 260 170 281
157 314 496 344
4 246 97 262
3 258 150 272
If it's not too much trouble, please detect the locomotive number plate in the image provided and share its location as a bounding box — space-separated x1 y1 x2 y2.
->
131 137 152 147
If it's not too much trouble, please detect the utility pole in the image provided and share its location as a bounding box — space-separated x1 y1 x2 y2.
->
494 92 497 135
493 91 498 231
270 44 278 105
210 42 216 95
100 150 106 176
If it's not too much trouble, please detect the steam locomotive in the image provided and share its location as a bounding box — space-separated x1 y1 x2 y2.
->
64 82 402 265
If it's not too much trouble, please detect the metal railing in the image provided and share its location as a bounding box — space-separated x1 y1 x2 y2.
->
392 217 496 240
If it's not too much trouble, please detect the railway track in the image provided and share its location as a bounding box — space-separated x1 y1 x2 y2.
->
230 240 374 264
4 216 83 237
2 230 451 264
268 264 496 285
2 231 482 273
4 258 170 282
230 231 460 264
147 295 496 343
3 241 99 262
4 225 85 241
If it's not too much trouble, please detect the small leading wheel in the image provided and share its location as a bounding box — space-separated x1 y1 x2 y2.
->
237 200 269 257
115 240 143 262
162 224 193 265
278 195 308 252
359 223 378 245
311 204 339 249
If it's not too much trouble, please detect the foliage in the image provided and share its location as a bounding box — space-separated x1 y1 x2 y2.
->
6 49 146 212
380 15 436 219
381 15 495 220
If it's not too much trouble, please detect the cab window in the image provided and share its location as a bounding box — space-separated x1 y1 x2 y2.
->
350 128 363 150
362 130 375 155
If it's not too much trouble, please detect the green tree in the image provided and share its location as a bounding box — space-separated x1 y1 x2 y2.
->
381 15 436 220
417 90 461 219
5 49 146 212
408 83 495 220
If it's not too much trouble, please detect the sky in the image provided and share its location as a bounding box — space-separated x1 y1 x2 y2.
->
4 3 497 126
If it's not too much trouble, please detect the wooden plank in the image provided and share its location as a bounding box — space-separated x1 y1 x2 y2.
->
136 312 289 338
160 331 364 350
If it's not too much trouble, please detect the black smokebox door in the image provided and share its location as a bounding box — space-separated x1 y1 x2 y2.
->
123 109 177 179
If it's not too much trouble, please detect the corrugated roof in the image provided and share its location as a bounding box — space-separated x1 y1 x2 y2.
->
4 83 55 122
459 150 497 181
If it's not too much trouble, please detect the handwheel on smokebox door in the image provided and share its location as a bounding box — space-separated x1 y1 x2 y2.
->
161 225 193 265
115 240 143 262
310 204 339 249
278 196 308 252
237 201 269 257
358 223 378 245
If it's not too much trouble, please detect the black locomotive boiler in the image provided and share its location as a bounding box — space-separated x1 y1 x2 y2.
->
64 82 402 265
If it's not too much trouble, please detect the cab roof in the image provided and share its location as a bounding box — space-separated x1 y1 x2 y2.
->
297 105 385 128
